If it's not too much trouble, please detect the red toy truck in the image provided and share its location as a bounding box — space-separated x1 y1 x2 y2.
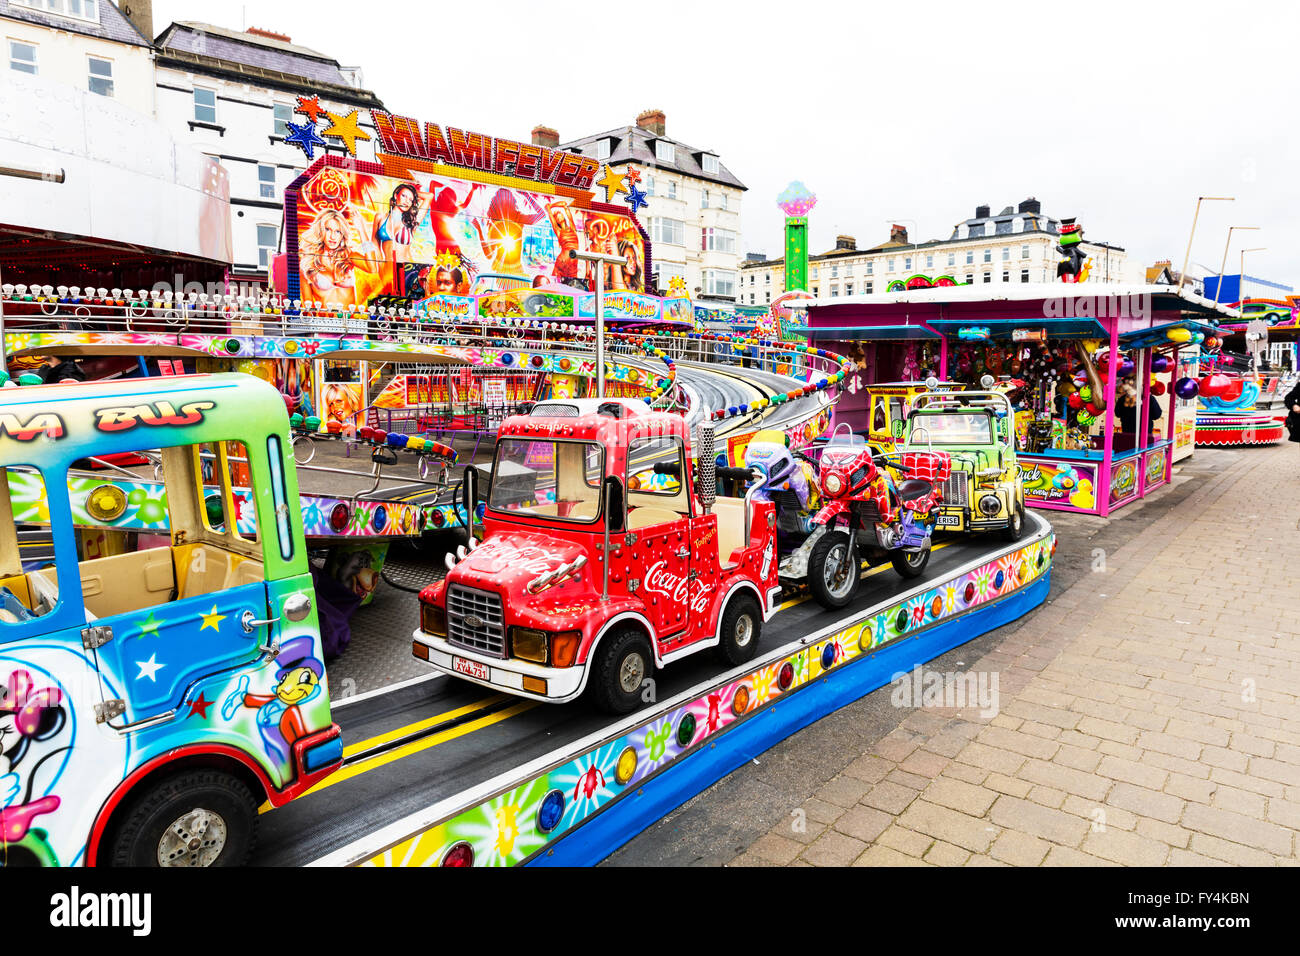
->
413 399 779 713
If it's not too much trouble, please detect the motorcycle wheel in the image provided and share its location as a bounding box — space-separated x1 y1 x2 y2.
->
891 545 931 579
809 530 859 609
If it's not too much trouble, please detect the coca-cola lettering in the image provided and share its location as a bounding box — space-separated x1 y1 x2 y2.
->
643 561 711 614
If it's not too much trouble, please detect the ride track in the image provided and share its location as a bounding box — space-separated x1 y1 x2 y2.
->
1 292 1051 867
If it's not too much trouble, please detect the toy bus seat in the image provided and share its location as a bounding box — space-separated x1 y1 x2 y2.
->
172 542 263 599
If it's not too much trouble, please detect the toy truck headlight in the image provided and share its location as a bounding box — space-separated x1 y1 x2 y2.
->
511 627 548 664
978 494 1001 517
421 602 447 637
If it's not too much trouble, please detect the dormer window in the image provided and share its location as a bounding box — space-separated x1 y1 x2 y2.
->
594 138 611 161
655 140 675 164
702 153 719 174
13 0 98 21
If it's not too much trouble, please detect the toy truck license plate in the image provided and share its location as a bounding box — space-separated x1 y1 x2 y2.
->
936 513 963 528
453 656 490 681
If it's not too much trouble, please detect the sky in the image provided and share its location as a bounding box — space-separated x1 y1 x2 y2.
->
157 0 1300 289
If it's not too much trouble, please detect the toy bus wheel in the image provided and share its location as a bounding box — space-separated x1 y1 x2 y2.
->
715 594 762 667
891 544 931 579
105 769 258 867
809 530 859 609
588 626 653 715
1003 501 1025 542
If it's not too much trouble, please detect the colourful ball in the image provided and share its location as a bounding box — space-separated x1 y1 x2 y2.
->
1174 377 1199 400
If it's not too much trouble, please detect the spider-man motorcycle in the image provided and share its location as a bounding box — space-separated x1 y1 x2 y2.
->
741 430 821 552
794 433 952 610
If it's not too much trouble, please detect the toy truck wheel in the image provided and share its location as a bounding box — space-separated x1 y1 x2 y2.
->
715 594 762 667
809 530 859 609
588 626 653 715
1003 500 1026 542
105 769 258 867
890 544 931 579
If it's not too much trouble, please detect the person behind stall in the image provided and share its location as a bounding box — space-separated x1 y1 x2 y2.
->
1117 376 1161 441
1283 378 1300 447
39 356 86 384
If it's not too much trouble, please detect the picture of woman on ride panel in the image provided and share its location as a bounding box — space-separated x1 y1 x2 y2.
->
374 182 421 284
300 209 357 305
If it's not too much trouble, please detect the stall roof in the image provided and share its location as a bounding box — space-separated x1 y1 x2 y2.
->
801 323 941 341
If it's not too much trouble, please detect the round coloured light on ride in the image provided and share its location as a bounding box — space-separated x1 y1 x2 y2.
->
203 495 225 529
778 661 795 690
373 506 388 533
615 746 638 785
994 569 1005 590
895 608 909 633
677 713 697 747
857 623 873 652
732 684 751 716
963 581 976 603
431 508 446 528
930 596 943 617
537 789 565 834
86 484 128 522
329 503 350 533
440 841 474 867
820 643 836 669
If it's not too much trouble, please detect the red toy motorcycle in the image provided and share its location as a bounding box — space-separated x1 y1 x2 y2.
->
801 433 951 609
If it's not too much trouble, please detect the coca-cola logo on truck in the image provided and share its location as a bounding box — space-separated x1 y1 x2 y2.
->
642 561 711 615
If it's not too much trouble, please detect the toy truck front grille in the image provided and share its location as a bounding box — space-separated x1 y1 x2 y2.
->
446 584 507 658
942 472 969 508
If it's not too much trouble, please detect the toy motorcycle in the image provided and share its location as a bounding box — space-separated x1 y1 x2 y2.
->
741 430 821 552
787 432 951 609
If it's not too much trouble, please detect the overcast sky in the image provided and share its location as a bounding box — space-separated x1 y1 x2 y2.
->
158 0 1300 289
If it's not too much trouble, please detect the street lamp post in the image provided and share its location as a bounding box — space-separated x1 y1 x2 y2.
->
1213 226 1259 306
568 249 626 399
1179 196 1233 295
0 162 66 370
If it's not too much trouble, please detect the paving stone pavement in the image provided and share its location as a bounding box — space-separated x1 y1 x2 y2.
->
725 444 1300 867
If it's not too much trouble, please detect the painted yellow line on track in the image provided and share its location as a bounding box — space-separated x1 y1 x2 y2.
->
261 698 536 812
341 694 506 758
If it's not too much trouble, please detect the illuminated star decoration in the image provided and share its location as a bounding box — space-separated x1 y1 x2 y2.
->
624 165 642 186
321 109 371 157
200 605 226 632
666 275 688 298
188 693 213 720
596 164 628 203
284 119 327 160
623 182 648 214
294 94 324 124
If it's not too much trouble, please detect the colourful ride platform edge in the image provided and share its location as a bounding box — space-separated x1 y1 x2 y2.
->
314 517 1054 867
1193 412 1285 447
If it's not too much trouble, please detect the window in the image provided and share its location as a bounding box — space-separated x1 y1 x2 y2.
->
765 291 771 303
983 273 991 283
1002 270 1010 283
947 253 955 267
13 0 98 20
811 267 819 278
652 217 685 246
654 261 685 289
194 88 217 123
904 257 912 271
664 180 677 200
655 140 675 163
845 283 853 296
995 219 1013 235
8 40 37 75
1021 269 1030 283
866 261 874 275
844 263 853 275
1021 244 1030 259
491 439 604 524
704 270 736 297
748 274 755 285
702 153 719 174
983 249 992 263
764 273 771 284
965 274 973 284
87 55 113 96
257 224 278 269
830 285 839 298
701 189 710 209
830 265 838 278
966 250 974 265
864 282 873 294
646 175 655 197
719 192 727 210
273 103 292 137
926 254 934 269
258 165 276 199
594 138 611 161
1002 247 1010 261
749 293 755 304
969 223 985 237
887 258 895 272
627 436 686 504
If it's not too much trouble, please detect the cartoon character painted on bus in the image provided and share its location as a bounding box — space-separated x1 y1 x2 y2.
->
1 668 72 866
221 637 325 769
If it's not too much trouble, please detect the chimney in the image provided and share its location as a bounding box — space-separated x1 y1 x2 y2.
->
1018 197 1041 214
636 109 666 136
1154 258 1171 267
246 26 292 43
889 224 908 245
835 235 856 251
121 0 153 40
531 125 559 148
975 204 990 219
